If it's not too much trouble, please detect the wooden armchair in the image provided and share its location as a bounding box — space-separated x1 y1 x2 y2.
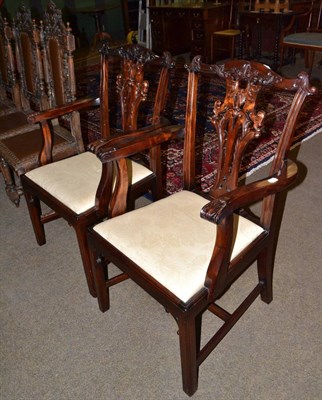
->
21 43 178 298
0 16 21 116
0 1 82 205
86 58 315 396
280 0 322 74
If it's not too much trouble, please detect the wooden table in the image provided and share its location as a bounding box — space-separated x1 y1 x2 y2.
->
239 10 296 69
73 5 119 49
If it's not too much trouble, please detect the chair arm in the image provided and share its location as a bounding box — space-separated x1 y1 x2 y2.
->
27 97 100 124
200 160 298 225
88 123 184 162
280 9 312 39
88 123 184 218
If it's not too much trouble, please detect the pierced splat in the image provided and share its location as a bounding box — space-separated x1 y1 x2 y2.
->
209 63 268 197
100 43 173 133
116 57 149 131
183 57 286 196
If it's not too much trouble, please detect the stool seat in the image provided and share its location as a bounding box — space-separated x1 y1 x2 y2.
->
213 29 241 37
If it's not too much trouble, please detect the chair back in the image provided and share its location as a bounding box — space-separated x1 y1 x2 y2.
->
254 0 290 12
99 43 173 138
183 57 314 227
309 0 322 31
41 0 77 108
13 4 47 112
40 0 83 153
0 16 21 109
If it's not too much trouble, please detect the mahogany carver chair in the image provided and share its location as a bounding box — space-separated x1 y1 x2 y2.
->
21 43 178 298
0 1 83 205
0 16 21 116
280 0 322 75
86 58 315 396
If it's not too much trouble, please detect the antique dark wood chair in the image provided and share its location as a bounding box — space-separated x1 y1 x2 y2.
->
0 16 21 116
0 4 47 139
86 58 315 396
21 43 178 298
0 1 83 205
280 0 322 74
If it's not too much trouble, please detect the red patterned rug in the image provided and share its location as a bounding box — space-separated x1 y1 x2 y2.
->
76 64 322 195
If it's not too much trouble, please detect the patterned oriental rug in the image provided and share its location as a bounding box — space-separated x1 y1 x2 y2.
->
76 63 322 195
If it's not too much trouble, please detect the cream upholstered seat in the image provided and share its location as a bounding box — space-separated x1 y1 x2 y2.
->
25 152 153 215
93 190 264 303
280 1 322 74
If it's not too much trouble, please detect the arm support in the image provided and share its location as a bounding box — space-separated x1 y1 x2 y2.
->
89 123 184 218
201 160 298 224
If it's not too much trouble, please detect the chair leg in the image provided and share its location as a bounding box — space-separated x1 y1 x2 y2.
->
306 50 315 76
177 312 202 397
0 157 21 206
74 225 97 298
24 190 46 246
279 45 285 70
257 245 275 304
90 252 110 312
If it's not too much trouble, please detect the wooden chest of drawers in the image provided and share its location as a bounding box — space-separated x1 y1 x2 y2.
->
149 4 230 61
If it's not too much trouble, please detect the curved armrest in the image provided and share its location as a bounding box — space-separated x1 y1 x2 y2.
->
280 9 312 38
27 97 100 124
200 160 298 224
89 123 184 162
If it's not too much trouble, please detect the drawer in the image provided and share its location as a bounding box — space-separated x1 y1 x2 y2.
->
192 30 205 41
190 9 204 19
149 9 162 19
163 9 188 18
191 21 203 30
191 42 205 55
150 18 162 28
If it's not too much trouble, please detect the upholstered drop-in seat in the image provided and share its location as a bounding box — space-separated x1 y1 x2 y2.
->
93 190 264 303
283 32 322 47
214 29 240 37
25 151 154 215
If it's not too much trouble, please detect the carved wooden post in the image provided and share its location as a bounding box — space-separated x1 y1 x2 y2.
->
3 18 21 109
66 22 76 103
32 19 48 110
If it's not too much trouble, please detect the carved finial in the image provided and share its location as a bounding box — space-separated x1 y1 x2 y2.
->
185 55 202 73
